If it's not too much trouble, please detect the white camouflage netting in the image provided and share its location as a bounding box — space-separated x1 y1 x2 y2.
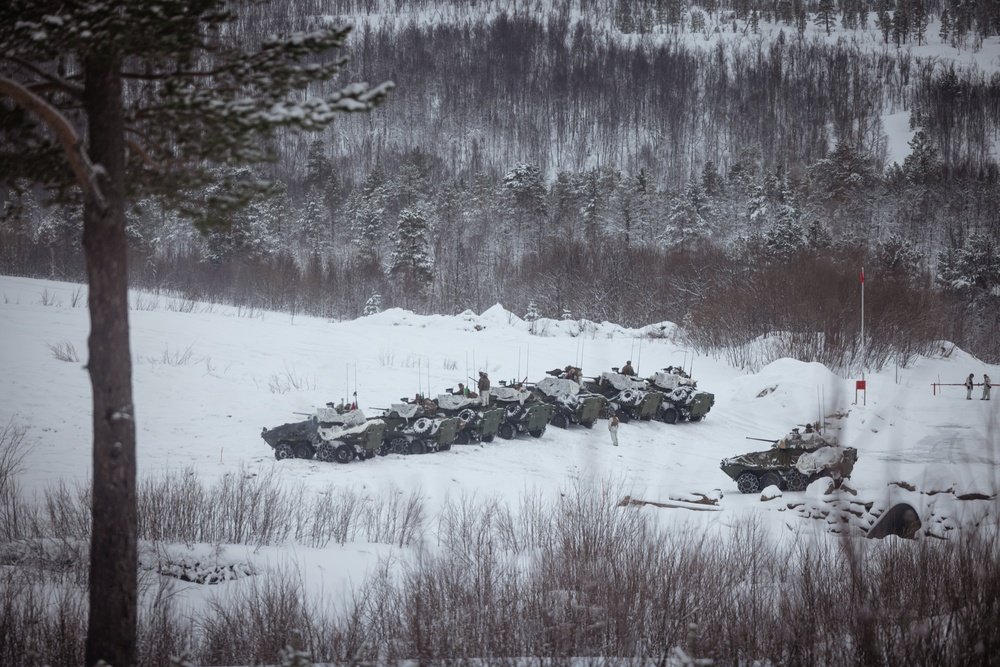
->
650 371 694 391
493 386 532 403
314 407 368 427
778 430 839 449
795 446 847 475
318 418 382 442
437 394 480 410
535 377 581 401
601 371 648 391
389 403 420 418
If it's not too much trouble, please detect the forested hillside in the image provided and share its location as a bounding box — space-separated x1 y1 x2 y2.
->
3 0 1000 366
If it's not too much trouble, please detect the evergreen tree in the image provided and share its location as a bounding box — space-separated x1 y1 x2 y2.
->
390 202 435 293
814 0 838 34
663 180 713 250
349 165 391 263
364 291 383 315
0 4 390 664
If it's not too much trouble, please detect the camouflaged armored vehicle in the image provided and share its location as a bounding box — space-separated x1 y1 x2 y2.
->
261 405 385 464
376 400 461 455
434 392 504 444
312 407 386 463
647 367 715 424
532 375 606 429
584 371 664 422
491 383 555 439
720 427 858 493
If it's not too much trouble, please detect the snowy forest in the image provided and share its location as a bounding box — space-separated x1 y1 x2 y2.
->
2 0 1000 365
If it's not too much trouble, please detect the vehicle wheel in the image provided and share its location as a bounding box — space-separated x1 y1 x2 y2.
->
389 436 409 455
454 430 471 445
504 403 523 420
315 443 336 462
551 413 569 429
616 409 631 423
736 472 760 494
294 442 315 459
498 422 515 440
661 407 679 424
582 420 595 429
413 417 434 435
458 409 476 423
377 443 390 457
334 444 354 464
362 450 377 460
482 434 495 443
274 443 294 461
689 415 703 423
529 428 545 438
409 439 427 455
620 389 638 405
438 442 452 451
759 472 782 490
785 469 809 492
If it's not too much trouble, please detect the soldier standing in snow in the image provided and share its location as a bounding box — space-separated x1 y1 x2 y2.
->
983 374 992 400
609 414 620 446
621 360 635 376
478 371 491 406
965 373 975 400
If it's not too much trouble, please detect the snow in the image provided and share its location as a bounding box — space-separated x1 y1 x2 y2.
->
2 275 999 622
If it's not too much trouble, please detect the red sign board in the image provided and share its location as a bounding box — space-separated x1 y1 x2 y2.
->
856 380 866 390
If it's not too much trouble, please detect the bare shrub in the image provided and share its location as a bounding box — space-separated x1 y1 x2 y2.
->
268 364 315 394
46 341 80 363
131 292 160 311
0 420 31 541
69 284 85 308
38 288 60 307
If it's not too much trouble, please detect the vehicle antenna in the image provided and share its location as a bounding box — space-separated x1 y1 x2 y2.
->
346 363 349 408
526 344 529 382
427 357 431 397
580 329 585 367
417 357 422 398
517 347 521 381
636 337 642 375
354 363 358 408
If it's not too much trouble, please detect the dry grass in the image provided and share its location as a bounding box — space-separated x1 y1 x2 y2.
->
1 465 998 666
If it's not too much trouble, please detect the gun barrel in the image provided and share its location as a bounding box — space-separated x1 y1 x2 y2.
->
745 436 778 443
292 412 312 416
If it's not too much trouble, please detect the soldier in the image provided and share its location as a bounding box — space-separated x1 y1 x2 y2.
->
965 373 975 400
457 382 469 397
621 360 635 376
609 413 620 446
478 371 491 406
983 374 992 401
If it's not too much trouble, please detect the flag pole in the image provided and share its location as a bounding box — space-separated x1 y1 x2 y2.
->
860 267 865 377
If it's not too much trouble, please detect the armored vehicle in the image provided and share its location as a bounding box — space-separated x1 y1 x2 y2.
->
720 428 859 493
585 371 664 422
491 384 554 439
434 393 504 444
261 418 320 460
532 375 606 429
376 401 461 455
261 406 385 464
647 367 715 424
313 407 386 464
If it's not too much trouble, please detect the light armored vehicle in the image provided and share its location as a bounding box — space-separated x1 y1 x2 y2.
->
434 392 504 444
532 375 606 429
376 401 461 455
491 384 555 439
720 428 859 493
261 406 385 464
313 407 386 463
647 367 715 424
585 371 664 422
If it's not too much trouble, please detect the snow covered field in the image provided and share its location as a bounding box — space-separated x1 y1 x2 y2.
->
2 274 999 643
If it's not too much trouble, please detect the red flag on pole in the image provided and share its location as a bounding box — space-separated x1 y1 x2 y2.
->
860 268 865 284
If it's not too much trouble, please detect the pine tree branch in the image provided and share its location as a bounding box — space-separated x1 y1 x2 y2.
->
3 56 84 98
0 76 105 211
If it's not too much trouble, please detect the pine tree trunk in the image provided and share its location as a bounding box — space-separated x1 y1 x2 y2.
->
82 55 138 667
